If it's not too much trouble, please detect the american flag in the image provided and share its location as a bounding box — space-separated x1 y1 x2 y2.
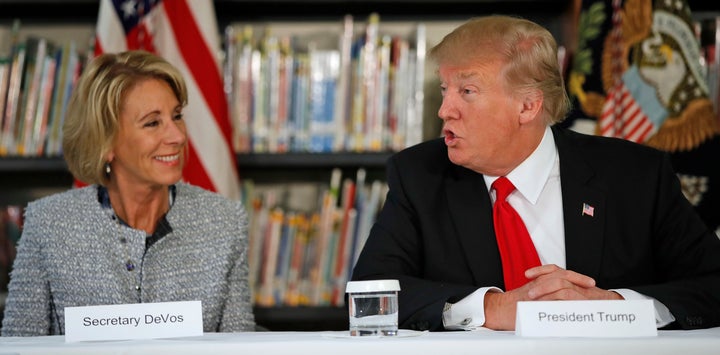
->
599 81 657 143
94 0 240 199
582 203 595 217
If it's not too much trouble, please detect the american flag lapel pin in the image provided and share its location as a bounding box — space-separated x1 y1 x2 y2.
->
582 203 595 217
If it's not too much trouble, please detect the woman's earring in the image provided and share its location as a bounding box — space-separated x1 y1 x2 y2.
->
105 162 111 175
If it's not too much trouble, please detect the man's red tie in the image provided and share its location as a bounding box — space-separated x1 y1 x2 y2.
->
492 176 541 291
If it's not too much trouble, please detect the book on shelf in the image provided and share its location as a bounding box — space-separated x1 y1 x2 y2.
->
246 196 264 300
311 168 341 305
248 188 276 305
389 36 408 151
28 43 57 156
330 177 356 306
45 40 81 157
308 49 340 153
347 168 366 278
231 25 254 154
349 13 380 152
334 15 354 152
407 22 426 149
289 54 310 151
272 211 295 305
276 37 294 154
256 207 284 307
0 41 26 156
297 213 320 306
284 213 310 306
369 33 391 152
251 31 269 153
0 20 20 157
352 180 386 266
0 58 10 145
16 37 44 155
261 34 293 154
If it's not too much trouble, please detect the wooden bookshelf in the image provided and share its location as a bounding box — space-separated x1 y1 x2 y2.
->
0 157 72 205
0 153 390 191
0 156 67 172
0 153 390 178
0 0 583 332
237 152 390 183
237 152 390 168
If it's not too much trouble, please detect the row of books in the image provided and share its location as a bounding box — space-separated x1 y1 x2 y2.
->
244 168 387 307
1 14 425 158
224 13 426 154
0 20 85 157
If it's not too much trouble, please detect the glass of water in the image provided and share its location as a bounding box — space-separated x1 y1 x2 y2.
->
345 279 400 336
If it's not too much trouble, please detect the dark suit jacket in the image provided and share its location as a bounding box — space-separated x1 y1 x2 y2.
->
351 126 720 331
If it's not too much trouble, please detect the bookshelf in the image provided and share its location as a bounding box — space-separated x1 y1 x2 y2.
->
237 152 390 183
0 157 71 205
0 153 391 202
0 0 638 332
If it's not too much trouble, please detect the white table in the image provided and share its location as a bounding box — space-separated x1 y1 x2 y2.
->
1 328 719 355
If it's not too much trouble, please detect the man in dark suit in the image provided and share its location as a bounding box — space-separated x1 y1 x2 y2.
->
351 15 720 331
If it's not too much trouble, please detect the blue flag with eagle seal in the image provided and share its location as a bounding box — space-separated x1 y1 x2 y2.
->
565 0 720 235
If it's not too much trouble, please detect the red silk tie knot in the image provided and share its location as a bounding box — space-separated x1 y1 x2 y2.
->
491 176 541 291
492 176 515 202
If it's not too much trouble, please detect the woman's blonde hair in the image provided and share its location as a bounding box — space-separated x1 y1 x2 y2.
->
62 50 188 185
430 15 571 124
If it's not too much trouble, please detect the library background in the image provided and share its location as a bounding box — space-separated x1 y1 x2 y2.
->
0 0 718 331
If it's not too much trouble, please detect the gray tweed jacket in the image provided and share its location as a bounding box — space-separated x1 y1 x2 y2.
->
1 183 255 336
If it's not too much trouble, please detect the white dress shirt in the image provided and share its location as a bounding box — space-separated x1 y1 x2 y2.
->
442 127 674 330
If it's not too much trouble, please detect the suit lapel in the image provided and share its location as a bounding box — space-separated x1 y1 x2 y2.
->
553 128 606 277
445 165 504 286
442 128 607 285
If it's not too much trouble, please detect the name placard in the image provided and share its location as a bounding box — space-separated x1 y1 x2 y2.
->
64 300 203 342
515 300 657 337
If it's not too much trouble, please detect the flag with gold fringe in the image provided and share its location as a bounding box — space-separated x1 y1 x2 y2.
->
566 0 720 234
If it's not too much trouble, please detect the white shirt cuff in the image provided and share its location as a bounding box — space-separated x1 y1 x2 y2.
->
442 287 502 330
612 288 676 328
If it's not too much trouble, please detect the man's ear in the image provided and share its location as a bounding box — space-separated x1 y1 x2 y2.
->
518 89 543 124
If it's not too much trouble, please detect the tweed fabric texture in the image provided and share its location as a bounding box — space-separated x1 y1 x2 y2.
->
1 183 255 336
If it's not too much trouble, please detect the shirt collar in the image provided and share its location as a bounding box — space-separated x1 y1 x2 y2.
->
484 126 557 204
97 184 176 239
